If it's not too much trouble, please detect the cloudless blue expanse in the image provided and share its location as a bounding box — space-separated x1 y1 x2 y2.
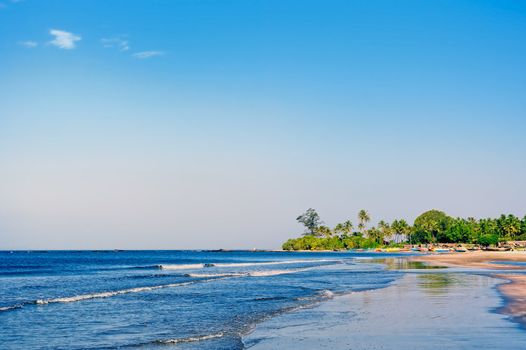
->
0 0 525 249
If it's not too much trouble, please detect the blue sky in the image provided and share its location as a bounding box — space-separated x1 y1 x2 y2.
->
0 0 525 249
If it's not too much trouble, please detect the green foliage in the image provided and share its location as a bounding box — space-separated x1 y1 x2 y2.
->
411 229 433 244
391 219 410 235
334 220 353 237
281 239 296 251
413 210 452 243
315 225 333 237
441 219 475 243
281 236 344 251
496 214 522 239
358 209 370 235
391 219 411 243
367 226 384 244
477 234 499 247
283 208 526 250
296 208 323 236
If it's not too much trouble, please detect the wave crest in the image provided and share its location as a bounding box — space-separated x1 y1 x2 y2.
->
0 304 23 312
35 282 192 305
186 273 245 278
157 332 224 344
158 264 208 270
158 259 338 270
248 269 306 277
319 289 335 298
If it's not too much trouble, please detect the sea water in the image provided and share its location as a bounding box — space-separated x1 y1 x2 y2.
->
0 250 402 349
244 272 526 349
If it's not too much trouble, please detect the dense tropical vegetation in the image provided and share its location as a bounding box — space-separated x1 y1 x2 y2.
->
282 208 526 251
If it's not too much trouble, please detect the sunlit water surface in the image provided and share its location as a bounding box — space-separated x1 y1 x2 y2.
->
0 251 403 349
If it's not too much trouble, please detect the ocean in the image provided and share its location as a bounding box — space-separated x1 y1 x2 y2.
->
2 250 525 350
0 250 401 349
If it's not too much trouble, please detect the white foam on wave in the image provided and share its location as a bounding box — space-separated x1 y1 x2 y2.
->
13 266 314 310
248 268 308 277
319 289 335 298
214 259 336 268
187 273 245 278
158 332 224 344
0 304 23 312
158 264 206 270
190 267 313 278
295 289 336 304
35 282 192 305
159 259 338 270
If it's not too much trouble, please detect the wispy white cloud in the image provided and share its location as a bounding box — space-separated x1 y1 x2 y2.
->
49 29 81 49
132 51 164 59
19 40 38 48
101 37 130 51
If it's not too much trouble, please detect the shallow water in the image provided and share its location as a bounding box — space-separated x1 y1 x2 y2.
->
244 273 526 349
0 250 403 349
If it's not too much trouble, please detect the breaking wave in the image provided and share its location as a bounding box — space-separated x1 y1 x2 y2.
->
248 269 306 277
318 289 335 298
188 268 311 278
1 268 314 312
296 289 337 302
158 259 338 270
158 263 211 270
186 273 245 278
34 282 193 305
0 304 23 312
213 259 336 267
156 332 224 344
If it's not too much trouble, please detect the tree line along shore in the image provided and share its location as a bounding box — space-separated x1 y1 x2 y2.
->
282 209 526 251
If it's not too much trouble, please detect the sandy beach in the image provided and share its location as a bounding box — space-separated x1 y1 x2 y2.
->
496 274 526 326
411 251 526 270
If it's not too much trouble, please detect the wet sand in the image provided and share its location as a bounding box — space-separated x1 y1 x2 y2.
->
243 273 526 349
494 274 526 326
411 251 526 270
412 251 526 325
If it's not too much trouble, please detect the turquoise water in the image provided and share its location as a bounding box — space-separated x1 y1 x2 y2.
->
0 251 402 349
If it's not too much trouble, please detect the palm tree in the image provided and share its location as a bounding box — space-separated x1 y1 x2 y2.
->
378 220 392 244
392 219 411 244
316 225 333 238
358 210 370 236
342 220 353 236
335 221 354 237
368 226 384 245
334 223 345 237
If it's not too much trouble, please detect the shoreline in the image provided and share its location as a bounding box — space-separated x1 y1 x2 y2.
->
495 274 526 327
411 251 526 326
243 272 526 349
410 250 526 270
